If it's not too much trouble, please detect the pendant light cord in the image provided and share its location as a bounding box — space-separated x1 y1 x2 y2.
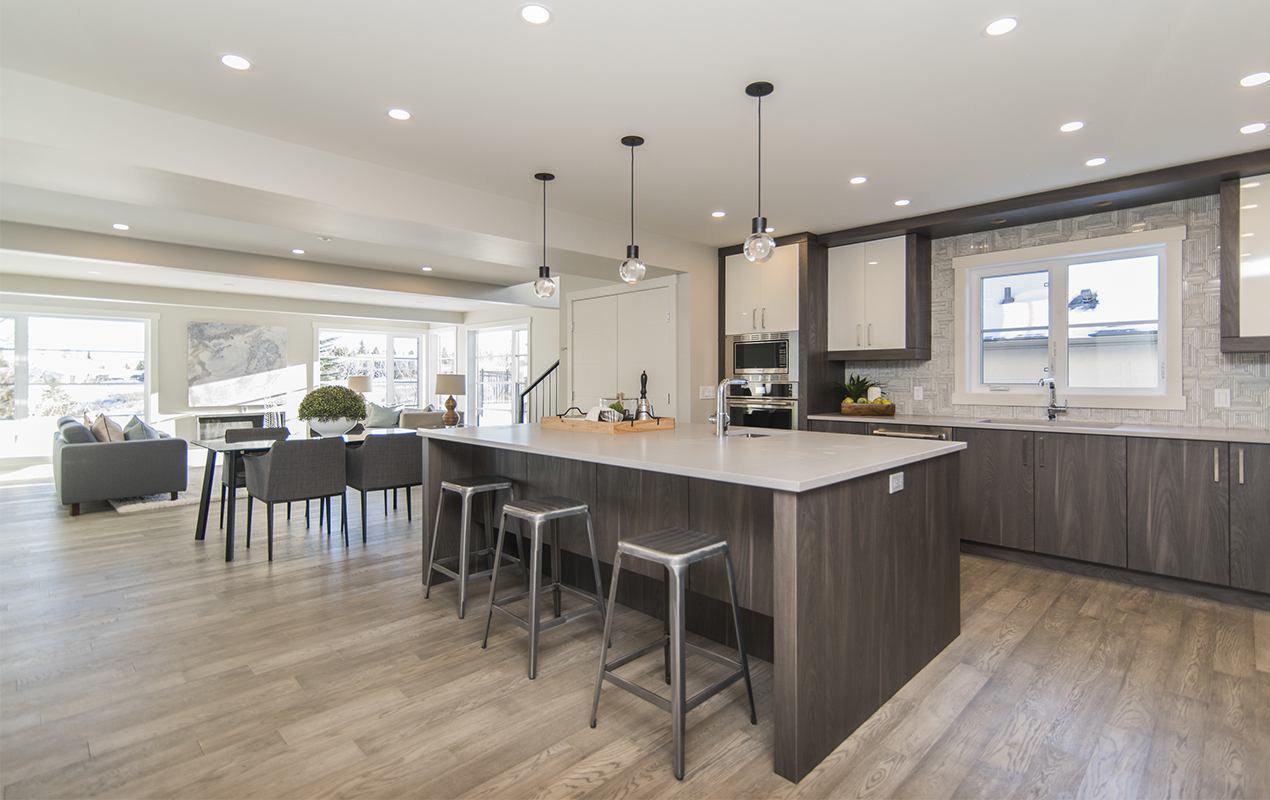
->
757 94 763 220
630 146 636 247
542 178 547 266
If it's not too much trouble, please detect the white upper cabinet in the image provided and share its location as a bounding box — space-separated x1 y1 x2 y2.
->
827 235 908 351
724 244 799 334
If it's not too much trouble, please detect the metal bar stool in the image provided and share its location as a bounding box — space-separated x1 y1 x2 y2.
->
481 496 606 679
590 527 756 780
425 475 527 619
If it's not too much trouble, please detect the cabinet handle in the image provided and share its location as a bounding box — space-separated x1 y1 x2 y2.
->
1022 435 1029 467
1239 448 1245 485
1214 447 1220 483
856 324 861 346
868 323 873 346
1038 436 1045 468
762 307 766 329
752 309 757 330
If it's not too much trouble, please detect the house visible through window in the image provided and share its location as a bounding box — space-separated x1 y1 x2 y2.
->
954 227 1183 410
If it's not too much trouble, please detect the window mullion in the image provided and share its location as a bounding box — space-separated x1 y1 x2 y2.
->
1050 267 1070 393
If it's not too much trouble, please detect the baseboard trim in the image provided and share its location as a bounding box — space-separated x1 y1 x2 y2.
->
961 541 1270 612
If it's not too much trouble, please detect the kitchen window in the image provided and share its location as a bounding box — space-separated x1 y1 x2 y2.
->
953 226 1185 410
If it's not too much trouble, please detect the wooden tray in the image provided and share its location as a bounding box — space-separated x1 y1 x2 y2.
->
540 416 676 434
839 403 897 417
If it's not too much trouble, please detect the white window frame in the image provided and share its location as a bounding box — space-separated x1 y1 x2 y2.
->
312 325 425 407
465 319 530 426
953 226 1185 411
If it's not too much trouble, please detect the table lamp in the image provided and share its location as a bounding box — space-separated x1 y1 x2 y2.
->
347 375 373 398
435 374 466 427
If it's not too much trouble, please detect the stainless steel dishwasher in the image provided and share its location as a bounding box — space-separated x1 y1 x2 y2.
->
867 422 953 441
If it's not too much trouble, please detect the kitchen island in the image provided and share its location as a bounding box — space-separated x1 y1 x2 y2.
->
418 422 965 783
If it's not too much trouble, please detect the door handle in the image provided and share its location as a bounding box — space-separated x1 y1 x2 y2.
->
762 307 766 329
856 324 861 346
1214 447 1220 483
1238 448 1245 485
867 323 873 346
1038 436 1045 468
1022 434 1029 467
752 309 757 330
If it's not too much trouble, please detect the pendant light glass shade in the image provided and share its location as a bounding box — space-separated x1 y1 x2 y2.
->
533 172 556 300
744 82 776 264
619 135 646 284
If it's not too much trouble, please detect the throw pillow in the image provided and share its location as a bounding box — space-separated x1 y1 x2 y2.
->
59 421 96 444
90 414 125 442
122 415 162 440
366 402 402 428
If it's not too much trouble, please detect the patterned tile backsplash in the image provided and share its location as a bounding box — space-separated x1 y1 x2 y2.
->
835 194 1269 431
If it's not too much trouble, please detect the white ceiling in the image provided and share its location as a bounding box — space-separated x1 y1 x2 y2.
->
1 0 1267 305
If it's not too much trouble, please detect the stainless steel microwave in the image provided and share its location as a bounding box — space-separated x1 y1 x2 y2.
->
725 331 798 381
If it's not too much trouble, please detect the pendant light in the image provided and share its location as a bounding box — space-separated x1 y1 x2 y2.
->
533 172 557 299
618 135 647 284
743 81 776 264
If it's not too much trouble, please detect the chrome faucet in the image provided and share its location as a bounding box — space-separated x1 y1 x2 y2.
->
1039 376 1067 421
709 378 748 437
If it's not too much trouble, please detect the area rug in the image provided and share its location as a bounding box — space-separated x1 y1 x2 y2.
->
109 487 247 514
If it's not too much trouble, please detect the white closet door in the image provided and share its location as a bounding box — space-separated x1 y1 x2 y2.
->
616 286 676 418
570 295 618 412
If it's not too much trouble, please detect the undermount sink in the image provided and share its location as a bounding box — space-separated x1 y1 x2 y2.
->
726 431 770 438
986 418 1121 429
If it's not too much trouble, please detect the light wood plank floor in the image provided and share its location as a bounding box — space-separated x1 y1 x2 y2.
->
2 477 1268 799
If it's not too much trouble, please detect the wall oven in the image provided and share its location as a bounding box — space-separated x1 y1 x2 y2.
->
726 382 798 431
725 331 797 382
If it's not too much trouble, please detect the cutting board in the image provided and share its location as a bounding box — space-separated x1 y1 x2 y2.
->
540 416 676 434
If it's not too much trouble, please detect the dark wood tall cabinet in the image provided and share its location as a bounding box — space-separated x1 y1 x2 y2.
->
1127 438 1229 585
1230 442 1270 594
954 428 1035 550
1034 433 1128 567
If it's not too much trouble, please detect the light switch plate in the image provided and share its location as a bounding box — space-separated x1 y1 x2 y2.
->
913 386 924 400
1215 388 1231 408
889 472 904 494
699 386 714 400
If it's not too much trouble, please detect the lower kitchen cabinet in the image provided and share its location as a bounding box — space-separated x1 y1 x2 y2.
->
1034 432 1128 567
1127 438 1229 585
1230 443 1270 593
954 428 1034 550
808 419 867 435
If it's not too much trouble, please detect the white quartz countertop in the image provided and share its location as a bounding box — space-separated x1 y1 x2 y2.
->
417 422 965 493
806 413 1270 445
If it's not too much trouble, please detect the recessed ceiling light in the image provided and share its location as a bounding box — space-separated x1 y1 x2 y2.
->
1241 232 1255 237
1240 72 1270 87
1086 157 1107 167
521 4 551 24
220 54 251 70
985 17 1017 36
849 176 867 185
1243 252 1253 257
318 237 332 242
1242 204 1259 210
1060 121 1085 132
868 261 879 265
711 211 726 218
1244 182 1262 188
387 108 411 121
112 223 129 230
1240 122 1267 134
420 267 433 271
895 199 911 206
291 248 305 254
88 271 102 275
765 226 775 233
1093 201 1113 207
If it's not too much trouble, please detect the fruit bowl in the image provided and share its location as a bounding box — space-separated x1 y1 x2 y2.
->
839 403 897 417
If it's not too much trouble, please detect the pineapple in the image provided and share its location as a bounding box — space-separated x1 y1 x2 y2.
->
833 373 883 404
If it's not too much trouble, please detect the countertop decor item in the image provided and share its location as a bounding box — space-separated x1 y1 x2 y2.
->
618 135 647 283
838 402 896 417
533 173 557 299
435 373 466 428
834 373 894 415
743 81 776 264
540 414 675 434
298 385 366 437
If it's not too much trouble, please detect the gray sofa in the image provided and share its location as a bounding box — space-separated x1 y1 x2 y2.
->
53 421 189 516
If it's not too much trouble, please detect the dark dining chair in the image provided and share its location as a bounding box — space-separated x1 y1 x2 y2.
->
344 433 422 541
220 427 290 531
242 437 347 560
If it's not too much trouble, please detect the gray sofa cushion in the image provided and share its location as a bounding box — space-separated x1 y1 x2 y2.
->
366 402 402 428
59 421 96 444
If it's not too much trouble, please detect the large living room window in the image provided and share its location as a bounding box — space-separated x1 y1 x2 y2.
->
317 329 423 407
953 226 1184 410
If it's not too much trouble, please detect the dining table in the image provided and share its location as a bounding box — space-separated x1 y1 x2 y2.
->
192 428 418 562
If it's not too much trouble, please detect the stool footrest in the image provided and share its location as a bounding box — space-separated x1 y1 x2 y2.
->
604 636 670 672
491 599 600 633
603 673 671 713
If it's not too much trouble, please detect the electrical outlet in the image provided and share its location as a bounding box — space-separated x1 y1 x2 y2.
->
889 472 904 494
913 386 924 401
699 386 714 400
1215 388 1231 408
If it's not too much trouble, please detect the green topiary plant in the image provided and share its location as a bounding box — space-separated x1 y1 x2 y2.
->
297 385 367 422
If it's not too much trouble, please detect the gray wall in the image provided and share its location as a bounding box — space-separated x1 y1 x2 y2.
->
836 194 1268 430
